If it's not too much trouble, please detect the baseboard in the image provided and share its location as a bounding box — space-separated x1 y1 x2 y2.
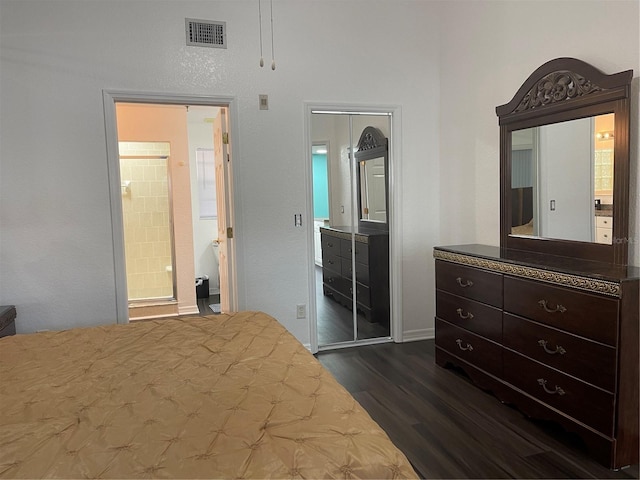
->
178 305 200 315
401 327 434 342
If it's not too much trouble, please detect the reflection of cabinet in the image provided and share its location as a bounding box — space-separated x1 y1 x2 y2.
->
595 215 613 244
434 244 639 469
320 226 389 326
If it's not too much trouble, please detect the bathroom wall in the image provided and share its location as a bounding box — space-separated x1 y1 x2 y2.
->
115 103 198 316
187 107 220 295
119 142 173 300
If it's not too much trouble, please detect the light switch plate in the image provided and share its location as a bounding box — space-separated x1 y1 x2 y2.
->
259 94 269 110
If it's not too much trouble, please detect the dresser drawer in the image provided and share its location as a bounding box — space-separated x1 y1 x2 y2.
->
595 228 612 244
435 260 503 308
341 258 370 285
321 233 341 257
341 239 369 265
503 350 615 436
354 283 370 308
322 253 341 273
596 216 613 228
504 277 618 346
436 291 502 342
435 318 502 377
503 313 616 392
322 269 347 296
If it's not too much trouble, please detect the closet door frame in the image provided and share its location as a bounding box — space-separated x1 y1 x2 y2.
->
304 103 403 353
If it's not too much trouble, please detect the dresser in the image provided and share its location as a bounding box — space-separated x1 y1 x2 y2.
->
0 305 17 338
434 244 639 469
320 226 389 326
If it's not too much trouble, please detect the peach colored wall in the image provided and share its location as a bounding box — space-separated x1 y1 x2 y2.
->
116 104 198 315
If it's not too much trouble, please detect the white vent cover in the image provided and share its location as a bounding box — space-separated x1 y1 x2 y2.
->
186 18 226 49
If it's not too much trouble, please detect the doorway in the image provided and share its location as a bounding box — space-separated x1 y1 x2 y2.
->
308 108 396 351
103 92 238 324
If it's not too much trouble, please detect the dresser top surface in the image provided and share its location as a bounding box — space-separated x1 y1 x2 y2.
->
320 225 389 237
434 244 640 282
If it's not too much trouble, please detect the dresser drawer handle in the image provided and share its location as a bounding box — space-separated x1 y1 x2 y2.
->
537 378 566 396
456 308 474 320
327 242 334 248
538 300 567 313
455 339 473 351
538 339 566 355
456 277 474 288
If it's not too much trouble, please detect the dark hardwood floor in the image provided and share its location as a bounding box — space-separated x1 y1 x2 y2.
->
315 265 390 345
316 340 640 480
192 299 638 478
196 294 221 315
197 273 390 345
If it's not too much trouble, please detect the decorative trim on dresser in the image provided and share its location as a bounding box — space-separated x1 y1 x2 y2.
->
321 226 389 326
433 244 639 469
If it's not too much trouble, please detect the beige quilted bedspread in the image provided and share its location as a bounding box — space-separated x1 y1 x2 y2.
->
0 311 417 478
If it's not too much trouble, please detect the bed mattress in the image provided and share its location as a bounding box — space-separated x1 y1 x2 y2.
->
0 311 417 478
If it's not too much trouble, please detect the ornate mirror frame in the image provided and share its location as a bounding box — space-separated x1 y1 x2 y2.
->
496 57 633 265
355 126 389 231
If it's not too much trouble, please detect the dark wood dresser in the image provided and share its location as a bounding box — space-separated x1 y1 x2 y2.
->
0 305 17 338
434 244 639 469
321 226 389 326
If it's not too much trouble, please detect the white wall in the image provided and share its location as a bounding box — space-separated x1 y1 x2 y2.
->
0 0 441 341
1 0 637 342
438 0 640 267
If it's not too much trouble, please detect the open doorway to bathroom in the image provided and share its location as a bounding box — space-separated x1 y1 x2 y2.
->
104 92 237 324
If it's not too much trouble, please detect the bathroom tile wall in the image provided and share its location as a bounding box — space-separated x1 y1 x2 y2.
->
119 142 174 300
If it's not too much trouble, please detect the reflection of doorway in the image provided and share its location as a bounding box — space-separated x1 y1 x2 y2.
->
103 92 237 323
308 109 394 351
312 143 330 266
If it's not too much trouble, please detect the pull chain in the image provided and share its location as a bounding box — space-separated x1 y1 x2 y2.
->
258 0 264 67
270 0 276 70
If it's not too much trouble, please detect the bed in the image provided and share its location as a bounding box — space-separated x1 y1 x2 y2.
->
0 311 417 478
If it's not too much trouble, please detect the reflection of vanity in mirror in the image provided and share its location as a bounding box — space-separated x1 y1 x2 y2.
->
511 113 615 244
320 126 390 327
433 58 638 469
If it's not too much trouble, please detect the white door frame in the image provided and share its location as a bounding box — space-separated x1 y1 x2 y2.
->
102 90 240 324
304 102 403 353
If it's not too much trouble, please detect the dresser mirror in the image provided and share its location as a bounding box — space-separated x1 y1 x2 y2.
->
355 126 389 231
496 57 633 265
510 112 615 244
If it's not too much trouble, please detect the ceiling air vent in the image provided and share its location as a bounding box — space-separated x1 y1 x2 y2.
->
186 18 227 49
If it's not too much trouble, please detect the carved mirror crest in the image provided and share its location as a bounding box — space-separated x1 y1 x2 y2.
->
355 126 389 231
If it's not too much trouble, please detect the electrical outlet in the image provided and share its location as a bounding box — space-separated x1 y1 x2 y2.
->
296 304 306 319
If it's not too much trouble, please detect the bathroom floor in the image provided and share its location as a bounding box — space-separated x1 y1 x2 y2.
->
196 294 221 315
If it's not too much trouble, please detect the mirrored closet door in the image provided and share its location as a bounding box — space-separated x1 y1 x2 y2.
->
310 111 392 349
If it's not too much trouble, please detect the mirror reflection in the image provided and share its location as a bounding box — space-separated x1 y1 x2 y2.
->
310 115 391 348
510 113 614 245
358 157 387 223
